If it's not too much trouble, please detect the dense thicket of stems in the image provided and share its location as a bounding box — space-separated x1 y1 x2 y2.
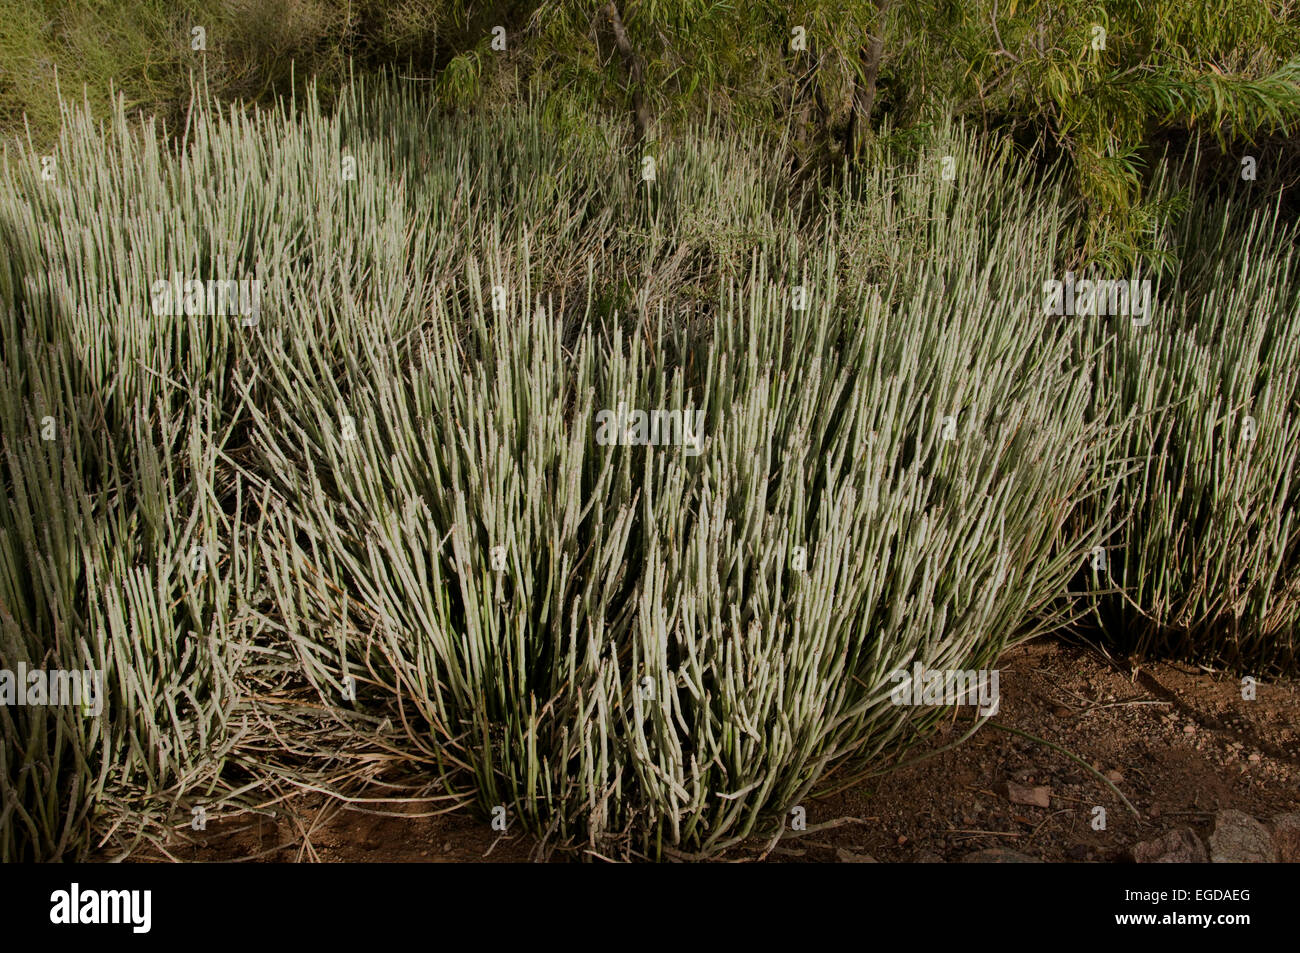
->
0 80 1295 860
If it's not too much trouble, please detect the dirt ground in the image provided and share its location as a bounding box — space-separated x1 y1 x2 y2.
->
116 638 1298 863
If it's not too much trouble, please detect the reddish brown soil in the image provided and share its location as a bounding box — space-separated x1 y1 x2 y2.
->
108 639 1298 863
781 639 1297 862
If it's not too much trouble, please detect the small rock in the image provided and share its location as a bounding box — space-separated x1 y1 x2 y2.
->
960 848 1040 863
1104 770 1124 783
1272 813 1300 863
913 851 945 863
1183 724 1196 734
836 847 879 863
1132 828 1207 863
1248 753 1261 762
999 780 1051 808
1209 810 1277 863
1148 805 1161 819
